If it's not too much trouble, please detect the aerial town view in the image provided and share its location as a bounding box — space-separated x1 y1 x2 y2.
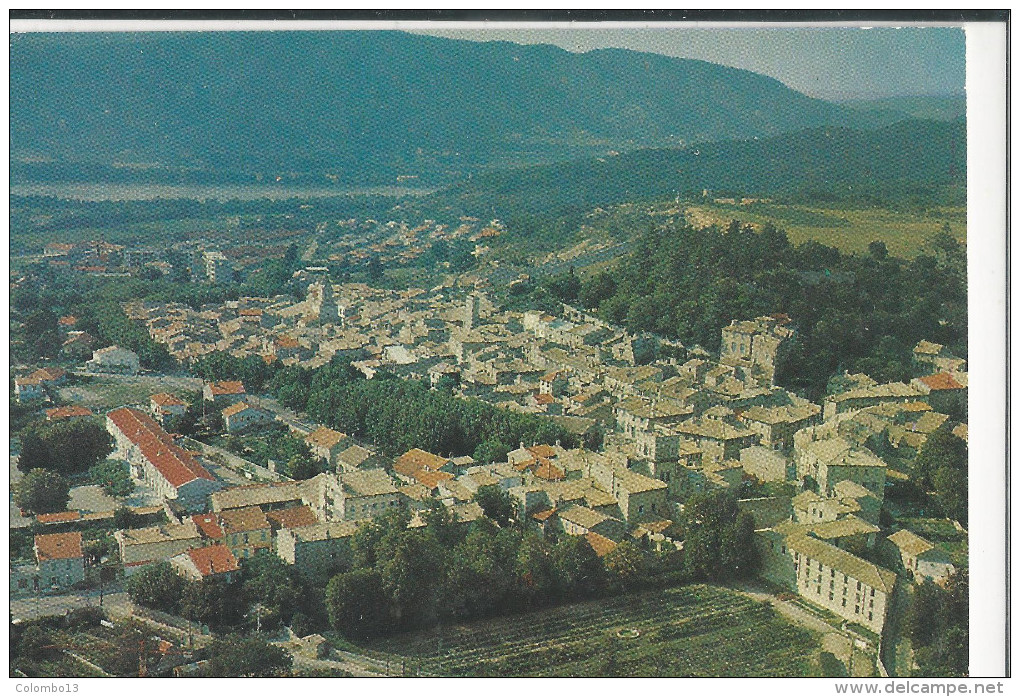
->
9 18 981 681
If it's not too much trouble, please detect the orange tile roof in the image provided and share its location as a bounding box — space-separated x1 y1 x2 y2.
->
36 510 82 524
191 513 224 540
274 335 300 349
918 373 965 391
219 506 271 534
305 426 348 450
534 393 555 405
208 380 245 396
150 392 186 407
414 469 455 489
585 532 618 558
31 367 67 382
58 315 78 326
16 376 43 386
35 531 84 561
527 444 559 459
187 544 239 577
394 448 450 477
533 461 566 481
222 400 259 418
265 505 319 529
107 407 215 489
45 405 94 420
531 507 557 522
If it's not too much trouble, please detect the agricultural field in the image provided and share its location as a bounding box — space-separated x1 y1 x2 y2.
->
362 584 820 677
684 202 966 259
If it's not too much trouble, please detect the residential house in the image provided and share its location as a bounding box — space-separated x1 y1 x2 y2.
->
335 444 390 473
150 393 187 428
30 367 68 386
336 469 402 521
888 529 956 584
739 402 821 451
86 345 140 375
276 521 361 580
305 427 349 468
615 396 691 439
822 382 924 421
14 376 45 402
170 544 240 582
392 448 455 485
203 380 247 406
912 340 967 376
556 503 627 541
719 315 794 387
794 436 887 498
114 521 203 576
584 459 668 523
222 400 274 434
31 532 86 593
44 405 95 422
910 372 967 414
219 506 273 559
673 416 761 464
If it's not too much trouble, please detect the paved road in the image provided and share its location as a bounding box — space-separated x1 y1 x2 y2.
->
11 585 131 622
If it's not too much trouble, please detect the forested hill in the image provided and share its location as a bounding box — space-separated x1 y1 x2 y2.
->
410 117 966 221
12 31 897 185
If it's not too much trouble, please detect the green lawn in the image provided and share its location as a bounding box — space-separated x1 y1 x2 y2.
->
360 584 820 677
685 202 966 259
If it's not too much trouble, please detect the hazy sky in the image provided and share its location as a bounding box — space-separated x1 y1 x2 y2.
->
412 26 965 101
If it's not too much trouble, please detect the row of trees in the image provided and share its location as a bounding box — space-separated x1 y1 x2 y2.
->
264 357 580 460
541 219 965 401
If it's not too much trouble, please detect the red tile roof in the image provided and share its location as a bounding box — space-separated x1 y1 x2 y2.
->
414 469 455 489
31 367 67 382
265 505 319 529
534 393 555 405
918 373 965 391
207 380 245 396
107 407 215 489
394 448 450 477
58 315 78 326
219 506 271 534
527 445 559 459
531 507 557 522
187 544 239 577
35 531 84 561
150 392 186 407
222 400 259 418
45 405 94 420
191 513 224 540
533 461 566 481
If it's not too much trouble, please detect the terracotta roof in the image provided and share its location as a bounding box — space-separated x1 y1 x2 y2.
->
150 392 186 407
35 531 84 561
394 448 450 477
533 461 566 481
305 426 348 450
222 400 260 418
266 505 320 529
107 407 215 489
917 373 965 391
527 444 559 459
191 513 224 540
36 510 82 524
534 393 555 405
207 380 245 396
45 405 94 420
274 335 300 349
219 506 271 534
15 376 43 386
414 469 455 489
531 507 557 522
58 315 78 326
585 531 618 558
186 544 240 577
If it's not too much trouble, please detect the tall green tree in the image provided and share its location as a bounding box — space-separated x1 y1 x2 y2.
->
14 468 70 514
206 635 293 677
325 568 392 639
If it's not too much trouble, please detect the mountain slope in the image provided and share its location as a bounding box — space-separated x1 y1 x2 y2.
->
11 31 899 185
410 117 966 220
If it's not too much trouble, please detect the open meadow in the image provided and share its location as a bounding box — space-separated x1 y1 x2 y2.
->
684 202 966 259
361 584 820 677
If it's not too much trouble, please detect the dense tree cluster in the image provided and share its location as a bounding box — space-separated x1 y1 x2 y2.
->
89 459 135 498
267 358 578 460
551 219 965 400
905 570 968 677
18 418 113 475
911 426 968 525
221 428 323 480
14 468 71 514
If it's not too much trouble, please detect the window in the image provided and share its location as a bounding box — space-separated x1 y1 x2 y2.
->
830 569 835 578
828 592 834 601
842 598 846 607
857 581 862 591
868 612 874 621
855 606 860 614
870 588 876 597
638 505 645 514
